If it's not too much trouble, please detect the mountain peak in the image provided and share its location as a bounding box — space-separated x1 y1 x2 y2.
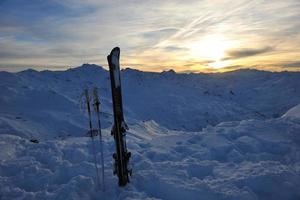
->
81 63 100 68
161 69 176 75
67 63 107 73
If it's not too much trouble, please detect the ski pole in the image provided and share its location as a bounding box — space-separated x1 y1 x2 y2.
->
85 89 101 190
93 88 105 191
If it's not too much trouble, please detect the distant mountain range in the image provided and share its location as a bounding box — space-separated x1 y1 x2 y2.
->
1 64 300 139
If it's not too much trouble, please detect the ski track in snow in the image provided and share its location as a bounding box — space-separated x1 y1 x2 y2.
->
0 65 300 199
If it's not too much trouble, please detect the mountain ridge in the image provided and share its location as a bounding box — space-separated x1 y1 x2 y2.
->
0 63 299 138
2 63 300 75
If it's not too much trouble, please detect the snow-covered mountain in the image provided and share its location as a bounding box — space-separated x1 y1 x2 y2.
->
0 64 300 199
1 64 300 138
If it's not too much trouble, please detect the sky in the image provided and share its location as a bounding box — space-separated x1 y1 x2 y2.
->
0 0 300 73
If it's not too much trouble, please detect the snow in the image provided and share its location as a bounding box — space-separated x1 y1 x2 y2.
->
283 103 300 120
0 64 300 199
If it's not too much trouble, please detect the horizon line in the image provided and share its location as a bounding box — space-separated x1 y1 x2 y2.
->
1 63 300 74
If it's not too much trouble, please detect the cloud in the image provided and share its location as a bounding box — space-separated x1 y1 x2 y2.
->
162 46 188 52
142 28 179 39
282 61 300 68
225 47 274 60
0 0 300 72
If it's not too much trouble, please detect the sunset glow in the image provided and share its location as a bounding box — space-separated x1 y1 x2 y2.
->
0 0 300 72
187 35 234 69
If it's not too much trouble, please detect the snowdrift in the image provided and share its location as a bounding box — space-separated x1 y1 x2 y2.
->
283 103 300 120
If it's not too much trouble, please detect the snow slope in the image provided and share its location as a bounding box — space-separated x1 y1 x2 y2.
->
1 64 300 138
0 65 300 199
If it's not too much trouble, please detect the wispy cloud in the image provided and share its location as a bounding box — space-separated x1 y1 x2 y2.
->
225 47 274 60
0 0 300 72
283 61 300 68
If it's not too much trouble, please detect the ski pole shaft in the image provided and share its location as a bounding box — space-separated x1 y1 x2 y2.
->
85 89 101 190
93 88 105 191
97 109 105 191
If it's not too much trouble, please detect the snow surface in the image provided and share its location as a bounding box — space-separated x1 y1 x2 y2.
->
0 64 300 199
283 104 300 120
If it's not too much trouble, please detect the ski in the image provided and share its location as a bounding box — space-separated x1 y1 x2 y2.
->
107 47 131 186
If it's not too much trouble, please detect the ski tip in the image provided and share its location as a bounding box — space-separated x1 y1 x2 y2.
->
107 47 120 63
110 47 120 54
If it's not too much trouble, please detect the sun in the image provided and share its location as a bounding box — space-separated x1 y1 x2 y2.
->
208 60 228 69
187 35 234 69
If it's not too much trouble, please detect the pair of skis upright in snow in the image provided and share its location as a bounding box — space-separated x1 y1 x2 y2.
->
107 47 131 186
